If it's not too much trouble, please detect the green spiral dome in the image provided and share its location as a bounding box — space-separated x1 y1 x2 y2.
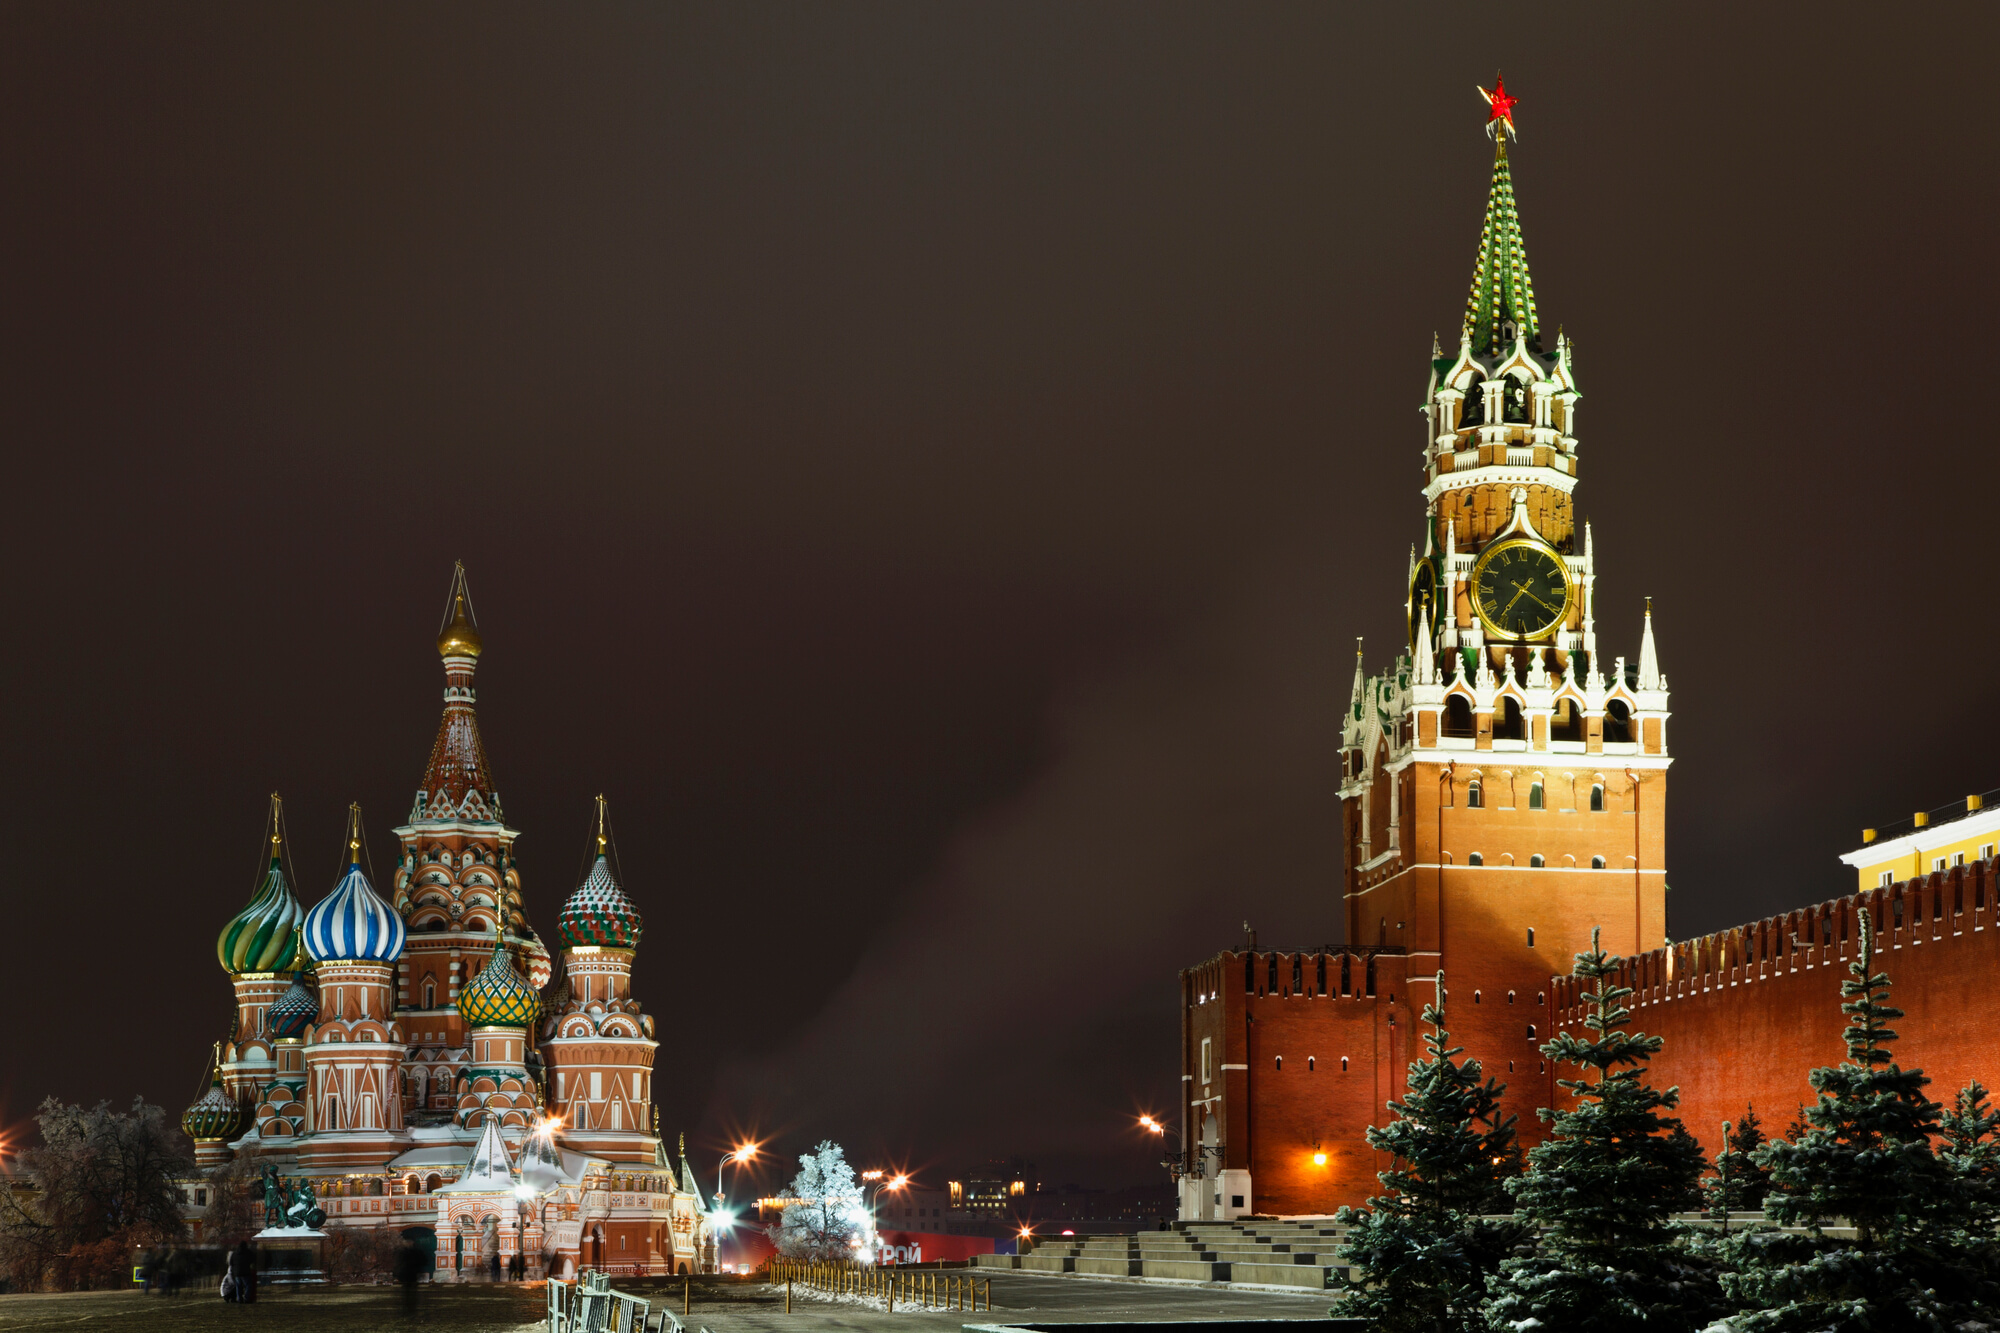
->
217 856 307 975
181 1077 246 1142
457 941 538 1028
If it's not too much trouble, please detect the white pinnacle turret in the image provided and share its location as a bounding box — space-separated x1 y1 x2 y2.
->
1637 597 1661 691
1413 606 1435 685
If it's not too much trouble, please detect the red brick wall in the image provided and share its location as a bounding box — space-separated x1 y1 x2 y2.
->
1554 862 2000 1158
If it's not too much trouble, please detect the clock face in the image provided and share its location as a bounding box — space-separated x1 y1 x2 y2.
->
1408 559 1437 650
1471 539 1571 640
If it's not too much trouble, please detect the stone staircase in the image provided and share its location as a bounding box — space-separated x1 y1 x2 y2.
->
976 1218 1353 1291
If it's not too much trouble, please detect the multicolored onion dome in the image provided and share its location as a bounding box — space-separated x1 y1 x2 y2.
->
217 857 307 975
558 856 643 951
181 1077 246 1142
267 973 319 1039
458 940 538 1028
303 855 406 964
518 929 553 991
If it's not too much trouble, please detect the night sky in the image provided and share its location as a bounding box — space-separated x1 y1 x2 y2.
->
4 5 1997 1193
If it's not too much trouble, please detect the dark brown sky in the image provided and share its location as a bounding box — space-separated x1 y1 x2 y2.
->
3 4 1997 1191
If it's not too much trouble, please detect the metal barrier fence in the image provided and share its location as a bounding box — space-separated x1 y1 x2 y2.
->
548 1270 682 1333
769 1258 990 1312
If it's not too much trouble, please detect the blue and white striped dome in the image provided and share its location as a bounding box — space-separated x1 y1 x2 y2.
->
303 858 406 964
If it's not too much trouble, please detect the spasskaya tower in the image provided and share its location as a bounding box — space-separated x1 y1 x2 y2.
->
1175 80 1671 1220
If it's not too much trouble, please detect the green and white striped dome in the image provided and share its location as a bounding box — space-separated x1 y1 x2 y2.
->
217 855 307 975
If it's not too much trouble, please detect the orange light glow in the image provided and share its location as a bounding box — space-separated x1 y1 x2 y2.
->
732 1142 760 1163
862 1170 885 1181
1138 1115 1164 1135
1312 1152 1328 1167
889 1175 909 1190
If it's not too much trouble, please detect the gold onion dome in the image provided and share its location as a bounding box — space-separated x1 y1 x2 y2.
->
458 939 538 1028
217 838 307 976
182 1072 246 1143
437 593 483 659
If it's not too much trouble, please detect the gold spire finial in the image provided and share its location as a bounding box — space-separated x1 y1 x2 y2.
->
436 563 484 659
346 802 363 864
595 795 608 855
268 793 284 858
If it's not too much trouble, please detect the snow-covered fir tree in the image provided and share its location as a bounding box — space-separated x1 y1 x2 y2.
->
1331 975 1526 1333
774 1140 865 1261
1484 928 1721 1333
1705 1106 1772 1225
1707 917 2000 1333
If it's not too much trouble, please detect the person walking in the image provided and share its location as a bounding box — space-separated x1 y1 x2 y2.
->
235 1242 258 1303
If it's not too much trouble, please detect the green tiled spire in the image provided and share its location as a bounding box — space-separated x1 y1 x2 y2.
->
1462 133 1539 357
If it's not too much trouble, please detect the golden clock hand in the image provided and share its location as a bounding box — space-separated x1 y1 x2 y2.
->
1511 582 1562 617
1500 587 1527 619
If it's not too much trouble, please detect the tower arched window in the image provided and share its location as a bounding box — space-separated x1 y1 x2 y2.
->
1529 780 1544 810
1496 698 1526 742
1444 694 1475 739
1590 784 1605 812
1460 379 1485 430
1605 700 1634 744
1268 954 1279 992
1468 852 1484 867
1292 955 1303 993
1530 854 1545 868
1527 1024 1537 1041
1592 856 1606 869
1551 697 1584 743
1503 376 1531 423
1467 779 1483 809
423 978 435 1009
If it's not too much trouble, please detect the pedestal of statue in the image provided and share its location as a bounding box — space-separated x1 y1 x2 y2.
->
254 1226 329 1285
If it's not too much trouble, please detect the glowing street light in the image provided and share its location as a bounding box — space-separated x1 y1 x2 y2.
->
863 1170 908 1252
715 1142 759 1209
1138 1115 1165 1135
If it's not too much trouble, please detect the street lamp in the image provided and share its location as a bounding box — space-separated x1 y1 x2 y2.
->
715 1142 758 1210
861 1172 908 1256
709 1143 756 1274
1138 1115 1165 1136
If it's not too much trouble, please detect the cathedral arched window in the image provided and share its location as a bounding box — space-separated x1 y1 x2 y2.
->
1466 779 1483 809
423 978 436 1009
1528 780 1544 810
1590 783 1605 812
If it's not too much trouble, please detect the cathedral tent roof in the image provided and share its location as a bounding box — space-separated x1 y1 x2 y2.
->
437 1115 517 1194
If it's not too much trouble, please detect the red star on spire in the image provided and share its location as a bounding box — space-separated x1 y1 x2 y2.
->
1478 76 1518 140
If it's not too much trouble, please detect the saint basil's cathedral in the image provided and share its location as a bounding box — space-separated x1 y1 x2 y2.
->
181 567 713 1276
